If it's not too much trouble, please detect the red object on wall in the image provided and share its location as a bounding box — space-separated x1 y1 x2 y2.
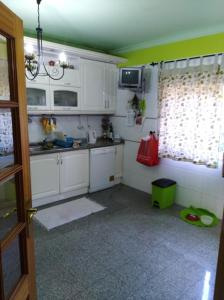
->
136 132 159 166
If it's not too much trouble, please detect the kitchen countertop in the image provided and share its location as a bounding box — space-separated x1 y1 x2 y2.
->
29 139 124 156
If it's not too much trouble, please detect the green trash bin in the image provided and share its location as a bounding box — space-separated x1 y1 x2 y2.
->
152 178 176 209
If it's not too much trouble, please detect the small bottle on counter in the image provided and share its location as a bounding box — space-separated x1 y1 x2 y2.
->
109 123 114 141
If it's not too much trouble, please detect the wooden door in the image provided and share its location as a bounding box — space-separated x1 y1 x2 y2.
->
214 210 224 299
0 2 37 300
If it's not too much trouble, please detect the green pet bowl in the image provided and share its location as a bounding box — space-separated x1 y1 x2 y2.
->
180 206 218 227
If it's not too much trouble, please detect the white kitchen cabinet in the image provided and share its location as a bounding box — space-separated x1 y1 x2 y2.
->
81 59 117 113
60 150 89 193
81 59 105 111
26 66 50 85
104 63 117 112
30 150 89 204
30 153 60 200
50 85 81 111
49 66 81 87
26 57 118 114
115 144 123 184
26 65 81 113
26 81 51 111
26 66 80 87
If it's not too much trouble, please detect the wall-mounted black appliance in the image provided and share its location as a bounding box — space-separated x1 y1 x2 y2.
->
119 67 143 89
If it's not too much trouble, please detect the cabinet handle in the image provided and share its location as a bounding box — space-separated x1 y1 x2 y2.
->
57 154 60 165
105 100 108 109
60 154 63 164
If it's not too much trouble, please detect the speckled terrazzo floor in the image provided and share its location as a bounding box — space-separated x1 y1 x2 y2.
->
34 184 220 300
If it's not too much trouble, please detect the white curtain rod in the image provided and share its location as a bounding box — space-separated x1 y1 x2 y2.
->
150 52 224 66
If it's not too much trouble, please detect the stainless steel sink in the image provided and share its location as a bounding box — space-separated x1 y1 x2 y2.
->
29 145 63 152
29 146 43 152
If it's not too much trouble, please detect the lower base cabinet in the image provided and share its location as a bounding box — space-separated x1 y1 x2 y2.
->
30 153 60 200
30 145 123 206
30 150 89 203
60 151 89 193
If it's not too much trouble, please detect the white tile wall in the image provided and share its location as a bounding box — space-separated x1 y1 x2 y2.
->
112 65 224 218
28 115 104 143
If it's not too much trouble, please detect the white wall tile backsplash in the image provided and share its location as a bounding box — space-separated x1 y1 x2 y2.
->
28 115 104 143
0 110 13 153
112 65 224 218
121 140 224 218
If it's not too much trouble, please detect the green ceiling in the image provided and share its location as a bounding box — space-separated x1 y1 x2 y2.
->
2 0 224 53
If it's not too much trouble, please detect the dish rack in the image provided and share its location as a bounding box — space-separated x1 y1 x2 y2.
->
54 137 74 148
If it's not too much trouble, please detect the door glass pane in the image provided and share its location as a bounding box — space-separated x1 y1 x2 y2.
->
0 176 17 240
54 90 78 107
27 88 47 106
0 34 10 101
2 236 22 299
0 109 14 170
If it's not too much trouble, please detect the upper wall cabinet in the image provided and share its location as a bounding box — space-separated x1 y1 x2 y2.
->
26 82 51 111
81 59 117 113
26 53 118 114
49 65 81 87
51 86 81 111
26 65 81 112
81 59 105 112
24 36 125 115
25 65 50 85
104 63 117 113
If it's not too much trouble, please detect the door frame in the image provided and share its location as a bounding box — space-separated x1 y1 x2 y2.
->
0 2 36 299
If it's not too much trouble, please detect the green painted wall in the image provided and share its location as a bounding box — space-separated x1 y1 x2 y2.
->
118 33 224 67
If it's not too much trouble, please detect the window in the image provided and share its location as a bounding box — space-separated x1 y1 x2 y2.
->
158 61 224 168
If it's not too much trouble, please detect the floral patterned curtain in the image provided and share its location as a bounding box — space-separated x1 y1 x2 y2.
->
158 63 224 168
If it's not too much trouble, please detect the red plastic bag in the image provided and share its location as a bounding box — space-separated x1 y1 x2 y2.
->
136 132 159 166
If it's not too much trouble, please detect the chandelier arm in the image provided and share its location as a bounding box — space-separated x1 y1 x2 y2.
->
38 23 63 80
28 61 41 80
25 63 39 80
42 60 65 80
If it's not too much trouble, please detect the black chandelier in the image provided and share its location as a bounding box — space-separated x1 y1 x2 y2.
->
25 0 68 80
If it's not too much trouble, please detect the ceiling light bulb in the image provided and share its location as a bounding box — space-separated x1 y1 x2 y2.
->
25 44 34 55
59 52 67 63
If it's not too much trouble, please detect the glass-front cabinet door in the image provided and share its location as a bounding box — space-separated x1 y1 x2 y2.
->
51 86 81 111
0 3 37 299
26 83 51 111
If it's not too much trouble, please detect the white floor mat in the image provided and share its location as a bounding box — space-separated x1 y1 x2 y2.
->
34 197 105 230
